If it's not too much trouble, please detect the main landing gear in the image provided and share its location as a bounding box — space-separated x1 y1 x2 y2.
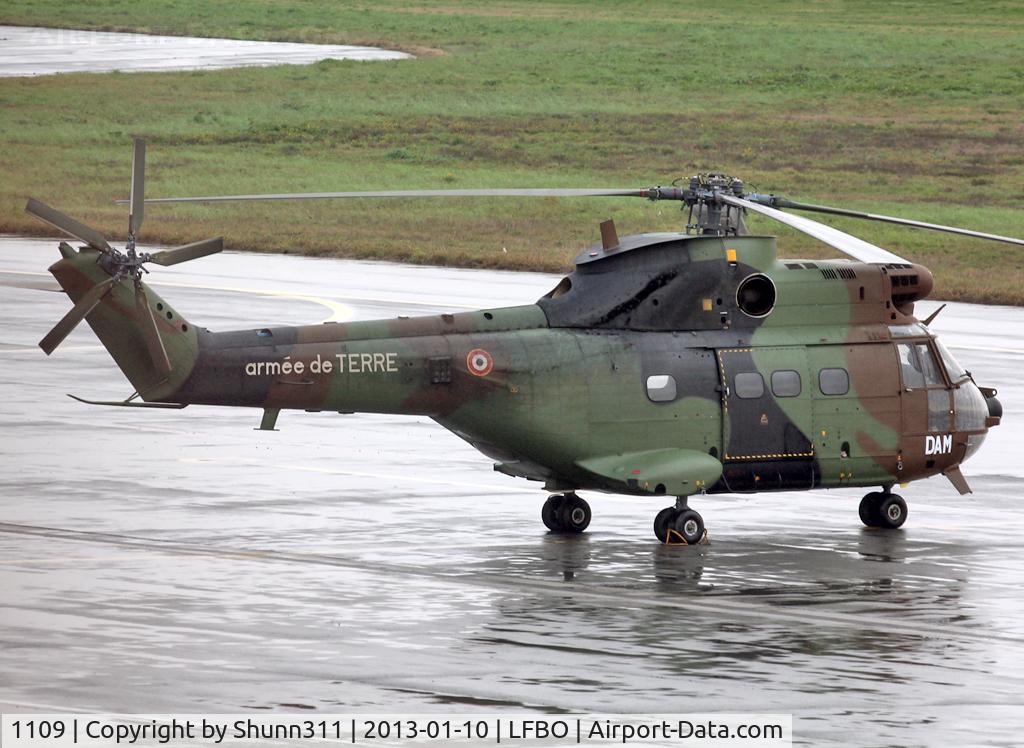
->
653 497 705 545
542 493 592 534
859 488 908 529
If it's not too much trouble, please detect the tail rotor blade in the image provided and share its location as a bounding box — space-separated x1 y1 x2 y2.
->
129 138 145 235
25 198 112 253
135 283 172 376
39 275 119 354
148 237 223 266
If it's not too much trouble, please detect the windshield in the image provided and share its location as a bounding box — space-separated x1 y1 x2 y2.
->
933 337 969 383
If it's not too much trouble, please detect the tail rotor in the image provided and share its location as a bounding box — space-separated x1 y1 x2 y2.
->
26 138 223 373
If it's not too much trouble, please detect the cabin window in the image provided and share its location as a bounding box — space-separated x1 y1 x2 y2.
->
819 368 849 396
771 370 802 397
734 372 765 399
646 374 677 402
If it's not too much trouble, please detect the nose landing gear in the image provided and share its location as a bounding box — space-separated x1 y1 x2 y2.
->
859 489 908 529
541 493 591 533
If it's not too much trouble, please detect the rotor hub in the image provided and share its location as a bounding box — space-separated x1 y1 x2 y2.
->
99 245 152 281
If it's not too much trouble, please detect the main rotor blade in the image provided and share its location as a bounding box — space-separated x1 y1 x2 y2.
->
129 138 145 236
747 195 1024 247
25 198 112 253
720 194 909 265
147 236 224 266
135 283 172 376
120 188 650 205
39 275 119 354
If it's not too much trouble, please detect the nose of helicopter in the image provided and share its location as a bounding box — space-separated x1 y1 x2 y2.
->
961 385 1000 465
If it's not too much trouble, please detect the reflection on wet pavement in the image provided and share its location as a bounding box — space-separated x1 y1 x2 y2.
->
1 238 1023 745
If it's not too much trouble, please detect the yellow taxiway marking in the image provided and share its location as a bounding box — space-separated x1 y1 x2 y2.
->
1 268 354 324
0 268 478 313
155 277 479 310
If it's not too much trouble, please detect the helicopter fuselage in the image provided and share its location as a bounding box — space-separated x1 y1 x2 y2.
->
49 233 997 501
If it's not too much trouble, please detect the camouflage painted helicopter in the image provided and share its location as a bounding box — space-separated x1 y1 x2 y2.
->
28 140 1012 544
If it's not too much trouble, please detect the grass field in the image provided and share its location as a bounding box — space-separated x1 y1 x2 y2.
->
2 1 1023 302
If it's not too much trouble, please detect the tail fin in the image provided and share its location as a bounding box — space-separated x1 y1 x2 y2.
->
48 245 198 402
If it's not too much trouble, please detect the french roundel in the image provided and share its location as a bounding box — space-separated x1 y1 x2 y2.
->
466 348 494 377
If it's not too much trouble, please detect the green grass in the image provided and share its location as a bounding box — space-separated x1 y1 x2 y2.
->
2 0 1024 302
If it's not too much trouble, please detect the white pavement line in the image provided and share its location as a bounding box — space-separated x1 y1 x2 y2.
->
0 698 96 713
0 345 104 354
0 554 130 565
946 343 1024 355
0 601 269 644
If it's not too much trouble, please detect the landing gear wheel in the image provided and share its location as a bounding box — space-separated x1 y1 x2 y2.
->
858 492 884 527
558 495 591 533
876 494 908 529
542 495 566 532
670 509 705 545
653 507 678 543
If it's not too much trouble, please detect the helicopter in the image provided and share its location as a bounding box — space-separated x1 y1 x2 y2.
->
26 140 1012 545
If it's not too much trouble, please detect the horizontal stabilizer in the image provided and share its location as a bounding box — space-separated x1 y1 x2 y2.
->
577 448 722 495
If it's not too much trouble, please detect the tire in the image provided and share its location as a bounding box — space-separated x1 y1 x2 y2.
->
541 495 565 532
558 495 592 533
876 494 908 529
858 492 884 527
653 507 678 543
670 509 704 545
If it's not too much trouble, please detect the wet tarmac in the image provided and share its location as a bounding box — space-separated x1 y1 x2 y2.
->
1 236 1023 745
0 26 409 77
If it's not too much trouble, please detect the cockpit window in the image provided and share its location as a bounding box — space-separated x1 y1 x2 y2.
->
896 343 923 389
933 338 969 383
914 344 944 386
898 341 948 388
